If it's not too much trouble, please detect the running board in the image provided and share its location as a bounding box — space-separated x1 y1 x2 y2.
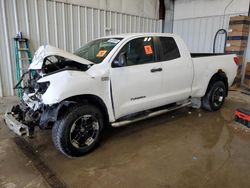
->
111 101 191 127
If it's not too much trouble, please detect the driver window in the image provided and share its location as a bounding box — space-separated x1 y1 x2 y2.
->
116 37 155 66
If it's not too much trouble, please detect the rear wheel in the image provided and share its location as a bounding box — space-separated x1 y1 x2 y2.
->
52 104 104 157
201 80 226 111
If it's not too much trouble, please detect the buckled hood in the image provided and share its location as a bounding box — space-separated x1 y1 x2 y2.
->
29 45 93 70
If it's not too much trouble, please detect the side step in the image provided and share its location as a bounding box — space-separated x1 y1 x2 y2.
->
111 101 191 127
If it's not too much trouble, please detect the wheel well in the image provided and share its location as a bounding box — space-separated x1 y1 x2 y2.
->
207 70 228 96
59 94 109 126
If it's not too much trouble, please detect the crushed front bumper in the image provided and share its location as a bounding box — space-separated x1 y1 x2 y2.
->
4 107 30 137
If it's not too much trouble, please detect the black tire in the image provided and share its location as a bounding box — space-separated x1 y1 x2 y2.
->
201 80 227 112
52 104 104 157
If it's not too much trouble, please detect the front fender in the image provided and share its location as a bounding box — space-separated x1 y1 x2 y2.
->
37 70 115 122
38 70 95 104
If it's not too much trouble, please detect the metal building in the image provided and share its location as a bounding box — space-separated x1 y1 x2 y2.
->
0 0 162 97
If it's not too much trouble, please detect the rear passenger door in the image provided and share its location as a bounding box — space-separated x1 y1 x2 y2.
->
156 37 193 103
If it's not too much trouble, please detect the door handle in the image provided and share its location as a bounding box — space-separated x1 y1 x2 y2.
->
151 68 162 73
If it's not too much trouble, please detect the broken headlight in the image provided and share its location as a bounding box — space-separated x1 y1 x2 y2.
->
37 81 50 94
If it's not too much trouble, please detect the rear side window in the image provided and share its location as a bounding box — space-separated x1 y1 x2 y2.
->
158 37 180 61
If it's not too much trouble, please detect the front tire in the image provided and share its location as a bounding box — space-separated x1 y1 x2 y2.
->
201 80 227 111
52 104 104 157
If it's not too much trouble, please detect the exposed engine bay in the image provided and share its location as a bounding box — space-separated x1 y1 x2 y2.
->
41 55 90 75
11 55 90 135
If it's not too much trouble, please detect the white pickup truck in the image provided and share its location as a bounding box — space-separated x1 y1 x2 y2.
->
5 33 238 157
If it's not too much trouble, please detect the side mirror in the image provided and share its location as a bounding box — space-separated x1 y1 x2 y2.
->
113 52 126 67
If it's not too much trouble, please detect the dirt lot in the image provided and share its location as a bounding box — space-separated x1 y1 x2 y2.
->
0 91 250 188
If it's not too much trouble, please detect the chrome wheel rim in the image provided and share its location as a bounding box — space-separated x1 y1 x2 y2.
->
69 114 99 148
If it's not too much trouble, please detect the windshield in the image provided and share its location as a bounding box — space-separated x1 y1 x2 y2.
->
74 38 123 64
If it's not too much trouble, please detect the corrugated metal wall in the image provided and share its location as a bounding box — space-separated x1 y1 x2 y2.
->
0 0 162 97
173 12 248 53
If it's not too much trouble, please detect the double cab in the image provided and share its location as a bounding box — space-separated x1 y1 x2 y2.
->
5 33 238 157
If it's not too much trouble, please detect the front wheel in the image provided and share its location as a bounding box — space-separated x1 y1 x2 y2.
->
52 104 104 157
201 81 227 111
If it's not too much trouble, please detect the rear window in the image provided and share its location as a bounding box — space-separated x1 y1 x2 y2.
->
158 37 180 61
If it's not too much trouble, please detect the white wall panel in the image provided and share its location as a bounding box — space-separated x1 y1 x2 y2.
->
55 0 159 19
0 0 161 97
174 0 249 20
173 12 248 53
173 0 250 53
173 0 250 85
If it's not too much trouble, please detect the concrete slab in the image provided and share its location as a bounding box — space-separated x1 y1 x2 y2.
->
0 91 250 188
0 118 49 188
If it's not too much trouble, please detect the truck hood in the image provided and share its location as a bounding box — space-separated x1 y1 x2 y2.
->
29 45 93 70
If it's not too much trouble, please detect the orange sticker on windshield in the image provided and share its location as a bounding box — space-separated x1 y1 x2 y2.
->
96 50 107 57
144 45 153 55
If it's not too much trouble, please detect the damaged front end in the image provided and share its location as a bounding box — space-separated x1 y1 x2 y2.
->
5 98 72 137
4 45 91 137
5 78 57 136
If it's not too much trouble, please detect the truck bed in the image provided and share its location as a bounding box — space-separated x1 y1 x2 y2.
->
190 53 237 98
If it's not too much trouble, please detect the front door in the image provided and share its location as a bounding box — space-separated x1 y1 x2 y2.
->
110 37 163 119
